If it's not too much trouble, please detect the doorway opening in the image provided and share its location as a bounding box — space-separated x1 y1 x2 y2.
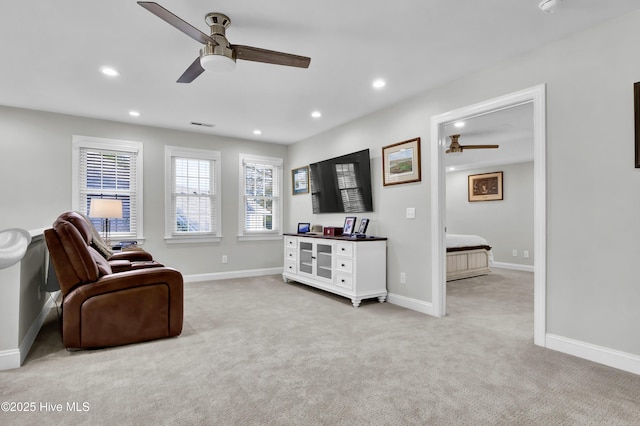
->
430 85 546 347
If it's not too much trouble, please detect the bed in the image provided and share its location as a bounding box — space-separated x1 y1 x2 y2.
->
446 234 493 281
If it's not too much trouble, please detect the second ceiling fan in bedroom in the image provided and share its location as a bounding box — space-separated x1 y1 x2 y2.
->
137 2 311 83
446 134 499 154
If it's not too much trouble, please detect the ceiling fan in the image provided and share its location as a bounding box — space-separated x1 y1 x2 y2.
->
446 134 499 154
137 2 311 83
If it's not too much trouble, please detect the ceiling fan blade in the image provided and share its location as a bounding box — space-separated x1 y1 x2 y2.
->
177 57 205 83
233 45 311 68
460 144 500 150
138 2 217 46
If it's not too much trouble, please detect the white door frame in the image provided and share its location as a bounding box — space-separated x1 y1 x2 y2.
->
430 84 547 347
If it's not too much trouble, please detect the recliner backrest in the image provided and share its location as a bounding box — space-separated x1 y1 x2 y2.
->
45 218 101 296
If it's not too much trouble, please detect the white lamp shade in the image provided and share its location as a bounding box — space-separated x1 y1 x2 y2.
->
89 199 123 219
200 54 236 72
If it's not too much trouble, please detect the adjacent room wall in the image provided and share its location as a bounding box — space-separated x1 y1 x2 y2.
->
446 162 534 267
0 106 288 276
287 10 640 358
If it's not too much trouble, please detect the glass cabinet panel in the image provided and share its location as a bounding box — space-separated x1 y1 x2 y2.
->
299 241 313 274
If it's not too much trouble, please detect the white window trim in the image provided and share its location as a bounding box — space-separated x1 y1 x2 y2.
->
71 135 144 242
237 153 283 241
164 145 222 244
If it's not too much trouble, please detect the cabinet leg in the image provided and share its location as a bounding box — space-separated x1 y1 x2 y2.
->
351 299 361 308
378 295 387 303
282 275 289 283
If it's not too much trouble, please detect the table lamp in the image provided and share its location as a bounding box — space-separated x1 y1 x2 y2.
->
89 198 123 246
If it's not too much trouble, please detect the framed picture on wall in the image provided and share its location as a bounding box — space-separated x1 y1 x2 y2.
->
634 82 640 168
291 166 309 195
468 171 503 202
382 137 422 186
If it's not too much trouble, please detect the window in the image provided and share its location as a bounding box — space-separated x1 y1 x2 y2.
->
72 136 143 242
165 146 221 243
238 154 283 240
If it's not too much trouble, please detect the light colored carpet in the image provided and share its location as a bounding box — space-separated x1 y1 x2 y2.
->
2 268 640 425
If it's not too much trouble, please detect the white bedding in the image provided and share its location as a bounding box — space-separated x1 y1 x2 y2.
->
446 234 490 249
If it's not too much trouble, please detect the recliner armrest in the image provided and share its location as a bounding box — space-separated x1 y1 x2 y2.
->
109 250 153 262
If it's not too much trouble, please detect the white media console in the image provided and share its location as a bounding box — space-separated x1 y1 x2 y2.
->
282 234 387 307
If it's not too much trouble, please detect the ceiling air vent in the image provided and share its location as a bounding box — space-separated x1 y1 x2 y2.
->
190 121 215 128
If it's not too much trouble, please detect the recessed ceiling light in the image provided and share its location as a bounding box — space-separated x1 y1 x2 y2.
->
372 79 386 89
253 129 262 135
311 111 322 118
129 111 140 117
100 66 120 77
454 121 465 128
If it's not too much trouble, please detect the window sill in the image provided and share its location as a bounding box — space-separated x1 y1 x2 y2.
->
237 234 283 242
165 235 222 244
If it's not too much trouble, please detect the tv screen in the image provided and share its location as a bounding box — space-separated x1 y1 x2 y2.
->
309 149 373 214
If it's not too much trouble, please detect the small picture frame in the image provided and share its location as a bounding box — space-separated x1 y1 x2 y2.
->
343 216 357 236
357 218 369 235
468 171 503 202
297 222 310 234
382 137 422 186
292 166 309 195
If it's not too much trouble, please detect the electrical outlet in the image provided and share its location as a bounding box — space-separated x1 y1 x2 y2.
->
524 250 529 258
400 272 406 284
222 255 228 264
512 249 518 257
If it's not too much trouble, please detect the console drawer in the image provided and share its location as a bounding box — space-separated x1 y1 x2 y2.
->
336 242 353 258
285 248 297 261
336 257 353 273
284 236 297 249
336 273 353 290
284 261 297 274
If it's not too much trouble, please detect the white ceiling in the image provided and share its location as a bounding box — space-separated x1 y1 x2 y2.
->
1 1 638 144
444 102 534 171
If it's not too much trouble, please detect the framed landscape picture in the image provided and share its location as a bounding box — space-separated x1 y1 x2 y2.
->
291 166 309 195
382 137 421 186
468 171 503 202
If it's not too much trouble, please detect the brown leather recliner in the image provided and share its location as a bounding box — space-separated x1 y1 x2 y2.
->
44 213 183 349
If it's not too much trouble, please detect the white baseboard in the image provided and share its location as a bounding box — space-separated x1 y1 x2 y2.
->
491 261 534 273
387 293 435 316
184 267 284 283
546 334 640 376
0 291 59 371
0 349 21 371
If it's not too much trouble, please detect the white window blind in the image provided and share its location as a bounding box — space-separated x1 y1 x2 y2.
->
171 157 215 233
74 138 142 241
165 146 221 242
239 154 282 236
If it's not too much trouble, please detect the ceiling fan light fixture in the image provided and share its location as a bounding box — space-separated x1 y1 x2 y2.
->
200 53 236 72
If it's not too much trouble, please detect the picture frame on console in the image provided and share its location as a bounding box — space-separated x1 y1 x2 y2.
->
382 137 422 186
343 216 357 236
357 218 369 235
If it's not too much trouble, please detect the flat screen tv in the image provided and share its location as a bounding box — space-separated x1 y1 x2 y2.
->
309 149 373 214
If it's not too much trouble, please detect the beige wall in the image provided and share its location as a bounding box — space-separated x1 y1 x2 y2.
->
287 10 640 356
446 162 534 266
0 107 288 275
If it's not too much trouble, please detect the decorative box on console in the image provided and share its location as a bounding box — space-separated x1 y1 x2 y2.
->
323 227 343 237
